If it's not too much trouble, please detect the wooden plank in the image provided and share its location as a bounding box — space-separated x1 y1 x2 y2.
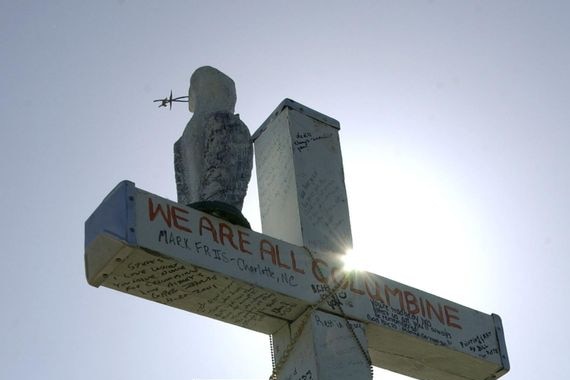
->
85 181 509 380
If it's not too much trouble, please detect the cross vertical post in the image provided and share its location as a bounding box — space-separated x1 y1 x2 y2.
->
253 99 372 379
253 99 352 255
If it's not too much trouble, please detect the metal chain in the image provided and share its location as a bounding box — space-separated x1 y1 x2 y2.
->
269 334 277 372
269 248 373 380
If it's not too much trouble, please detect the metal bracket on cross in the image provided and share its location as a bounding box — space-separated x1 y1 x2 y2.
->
85 99 509 380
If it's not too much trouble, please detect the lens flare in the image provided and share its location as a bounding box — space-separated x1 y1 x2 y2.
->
341 248 365 272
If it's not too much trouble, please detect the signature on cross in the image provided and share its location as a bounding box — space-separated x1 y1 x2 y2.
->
153 90 189 110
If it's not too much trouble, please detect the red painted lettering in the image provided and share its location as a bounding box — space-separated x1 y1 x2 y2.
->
148 198 172 227
419 296 427 318
426 300 444 324
349 273 365 295
219 223 238 250
199 216 218 243
444 305 462 329
259 239 277 265
237 230 252 254
311 259 328 284
290 250 305 274
364 278 385 303
331 267 348 289
384 285 404 309
275 245 291 270
171 206 192 233
404 291 420 315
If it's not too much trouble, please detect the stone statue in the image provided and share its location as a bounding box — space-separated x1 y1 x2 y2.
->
174 66 253 227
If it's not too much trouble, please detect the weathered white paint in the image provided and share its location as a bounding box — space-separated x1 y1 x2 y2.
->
254 99 370 379
85 182 509 380
253 99 352 255
272 310 372 380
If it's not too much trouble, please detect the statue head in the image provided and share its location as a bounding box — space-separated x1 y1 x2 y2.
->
188 66 237 114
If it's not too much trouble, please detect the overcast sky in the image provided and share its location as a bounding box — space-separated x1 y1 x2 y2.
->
2 1 569 379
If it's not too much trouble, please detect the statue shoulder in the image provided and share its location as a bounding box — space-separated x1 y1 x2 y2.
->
204 111 250 138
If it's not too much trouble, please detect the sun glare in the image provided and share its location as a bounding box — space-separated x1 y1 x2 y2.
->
346 149 482 294
341 248 366 272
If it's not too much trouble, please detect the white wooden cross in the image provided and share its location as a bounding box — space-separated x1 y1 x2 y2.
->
85 99 509 380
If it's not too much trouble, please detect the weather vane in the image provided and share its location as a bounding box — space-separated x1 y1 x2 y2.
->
153 90 188 110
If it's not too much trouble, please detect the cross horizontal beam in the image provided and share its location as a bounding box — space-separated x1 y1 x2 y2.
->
85 181 509 380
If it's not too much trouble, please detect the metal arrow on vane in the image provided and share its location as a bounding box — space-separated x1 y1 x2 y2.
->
153 90 189 110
